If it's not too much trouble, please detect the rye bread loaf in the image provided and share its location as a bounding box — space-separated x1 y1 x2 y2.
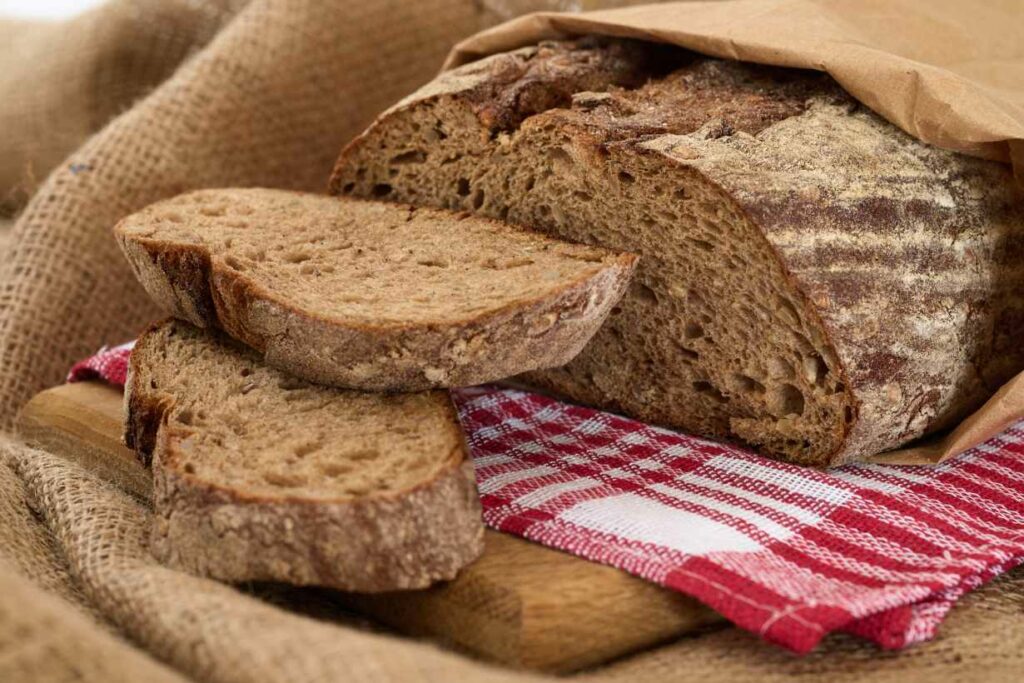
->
331 38 1024 467
115 189 636 391
125 319 484 591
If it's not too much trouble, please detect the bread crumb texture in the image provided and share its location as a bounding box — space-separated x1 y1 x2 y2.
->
132 320 463 499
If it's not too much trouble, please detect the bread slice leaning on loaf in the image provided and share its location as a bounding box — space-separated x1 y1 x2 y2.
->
125 319 484 592
332 37 1024 467
115 189 636 391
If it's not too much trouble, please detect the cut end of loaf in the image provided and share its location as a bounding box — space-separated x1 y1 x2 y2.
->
332 39 858 466
115 189 637 391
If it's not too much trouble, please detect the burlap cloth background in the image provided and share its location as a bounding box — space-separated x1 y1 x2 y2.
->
0 1 1021 681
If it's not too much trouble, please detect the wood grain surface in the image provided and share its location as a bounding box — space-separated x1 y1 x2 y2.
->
15 380 723 672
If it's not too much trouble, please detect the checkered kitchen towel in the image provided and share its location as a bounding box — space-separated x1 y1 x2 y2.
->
70 343 1024 654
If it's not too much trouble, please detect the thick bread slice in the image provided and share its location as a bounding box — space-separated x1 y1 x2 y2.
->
125 319 484 592
332 38 1024 467
115 189 637 391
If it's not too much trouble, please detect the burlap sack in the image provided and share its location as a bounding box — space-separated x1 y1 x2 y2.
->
0 0 247 215
1 1 1022 682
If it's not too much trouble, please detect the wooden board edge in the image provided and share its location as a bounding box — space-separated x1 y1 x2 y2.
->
16 381 151 498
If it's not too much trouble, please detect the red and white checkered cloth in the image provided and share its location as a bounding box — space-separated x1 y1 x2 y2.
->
70 343 1024 654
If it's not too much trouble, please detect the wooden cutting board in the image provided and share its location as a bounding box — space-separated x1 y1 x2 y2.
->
15 381 723 672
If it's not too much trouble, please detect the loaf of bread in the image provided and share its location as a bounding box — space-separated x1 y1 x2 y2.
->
332 38 1024 466
125 319 483 591
116 189 636 391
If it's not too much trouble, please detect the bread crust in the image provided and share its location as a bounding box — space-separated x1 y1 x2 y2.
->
331 39 1024 465
149 436 483 592
115 194 637 392
125 320 484 592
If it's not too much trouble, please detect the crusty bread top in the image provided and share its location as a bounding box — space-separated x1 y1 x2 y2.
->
115 189 637 390
127 319 466 501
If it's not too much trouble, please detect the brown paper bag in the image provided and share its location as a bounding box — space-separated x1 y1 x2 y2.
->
442 0 1024 464
448 0 1024 170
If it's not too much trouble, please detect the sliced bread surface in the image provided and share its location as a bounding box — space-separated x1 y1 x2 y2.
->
125 319 484 592
331 38 1024 466
115 189 637 391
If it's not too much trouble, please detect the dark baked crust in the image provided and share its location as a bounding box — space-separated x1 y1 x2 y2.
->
123 319 179 466
150 432 483 592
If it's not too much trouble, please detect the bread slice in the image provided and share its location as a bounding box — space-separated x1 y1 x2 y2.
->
115 189 636 391
125 319 483 592
331 38 1024 467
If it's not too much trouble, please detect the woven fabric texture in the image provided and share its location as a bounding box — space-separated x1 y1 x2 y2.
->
2 1 1024 682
